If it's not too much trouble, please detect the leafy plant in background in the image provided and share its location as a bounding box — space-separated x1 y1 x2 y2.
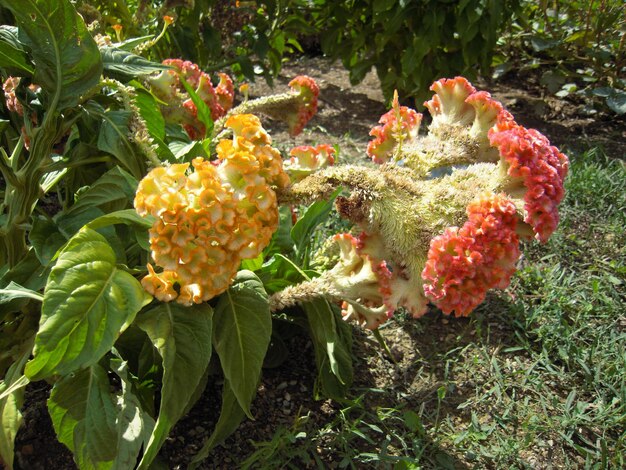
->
0 1 570 469
308 0 521 105
496 0 626 114
74 0 312 85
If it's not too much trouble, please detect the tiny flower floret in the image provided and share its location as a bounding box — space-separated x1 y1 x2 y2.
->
135 114 285 305
422 193 520 317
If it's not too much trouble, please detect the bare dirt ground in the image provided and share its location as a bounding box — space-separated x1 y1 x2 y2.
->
13 56 625 470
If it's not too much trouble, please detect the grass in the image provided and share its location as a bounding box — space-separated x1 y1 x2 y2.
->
238 147 625 469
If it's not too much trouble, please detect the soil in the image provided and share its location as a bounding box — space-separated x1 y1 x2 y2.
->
11 56 626 470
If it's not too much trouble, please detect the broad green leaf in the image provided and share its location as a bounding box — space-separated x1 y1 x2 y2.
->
291 187 341 266
188 379 245 469
101 47 170 79
213 271 272 418
25 228 152 381
256 253 312 294
29 217 67 266
96 110 144 178
607 91 626 115
264 206 294 257
110 354 155 470
0 249 48 315
304 299 353 400
133 88 165 140
0 281 43 304
0 341 31 470
135 303 213 470
86 209 154 231
0 26 33 75
48 365 119 470
0 0 102 110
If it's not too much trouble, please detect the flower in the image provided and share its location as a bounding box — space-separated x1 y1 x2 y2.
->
284 144 336 182
285 75 319 136
422 193 520 316
489 124 568 242
135 114 285 305
367 91 422 164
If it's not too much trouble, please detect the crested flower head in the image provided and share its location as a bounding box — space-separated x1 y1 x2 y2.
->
284 144 336 182
134 115 282 305
422 193 520 317
285 75 319 136
424 77 477 129
149 59 234 139
489 125 569 242
367 90 422 164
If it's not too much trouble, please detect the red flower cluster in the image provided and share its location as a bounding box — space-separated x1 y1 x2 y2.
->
489 125 569 242
422 193 520 317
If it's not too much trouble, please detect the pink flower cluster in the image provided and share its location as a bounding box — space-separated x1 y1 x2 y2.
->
285 75 319 136
367 93 422 164
150 59 234 139
422 193 520 317
284 144 335 182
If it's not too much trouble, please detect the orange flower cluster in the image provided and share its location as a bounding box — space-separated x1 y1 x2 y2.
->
135 114 286 305
150 59 234 139
367 92 422 164
284 144 335 182
285 75 319 136
421 193 520 317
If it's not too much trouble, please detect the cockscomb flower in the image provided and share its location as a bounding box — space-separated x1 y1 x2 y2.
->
284 144 336 182
489 125 569 243
148 59 233 139
424 76 477 130
367 91 422 164
422 193 520 317
286 75 319 136
135 116 283 305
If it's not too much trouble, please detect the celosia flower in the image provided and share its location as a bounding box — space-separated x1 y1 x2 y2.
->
331 233 393 330
135 114 286 305
489 125 568 242
149 59 234 139
422 193 520 317
284 144 336 182
367 91 422 164
285 75 319 136
424 76 477 129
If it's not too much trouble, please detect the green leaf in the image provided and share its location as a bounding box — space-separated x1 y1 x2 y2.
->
304 299 353 400
0 281 43 304
48 365 120 469
0 341 31 470
291 188 341 266
0 25 34 75
96 110 144 178
24 228 152 381
188 379 245 469
213 271 271 418
606 90 626 115
29 216 67 266
101 47 170 79
133 88 165 140
85 209 154 231
0 0 102 110
256 254 311 294
135 303 213 470
179 76 214 139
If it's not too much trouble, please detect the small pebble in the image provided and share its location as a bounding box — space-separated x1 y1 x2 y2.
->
277 381 288 390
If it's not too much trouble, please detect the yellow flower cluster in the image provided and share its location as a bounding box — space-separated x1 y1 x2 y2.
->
135 114 287 305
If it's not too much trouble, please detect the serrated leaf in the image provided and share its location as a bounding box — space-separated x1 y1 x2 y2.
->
48 365 119 469
135 303 213 470
24 228 152 381
0 0 102 110
101 47 170 79
213 271 271 418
